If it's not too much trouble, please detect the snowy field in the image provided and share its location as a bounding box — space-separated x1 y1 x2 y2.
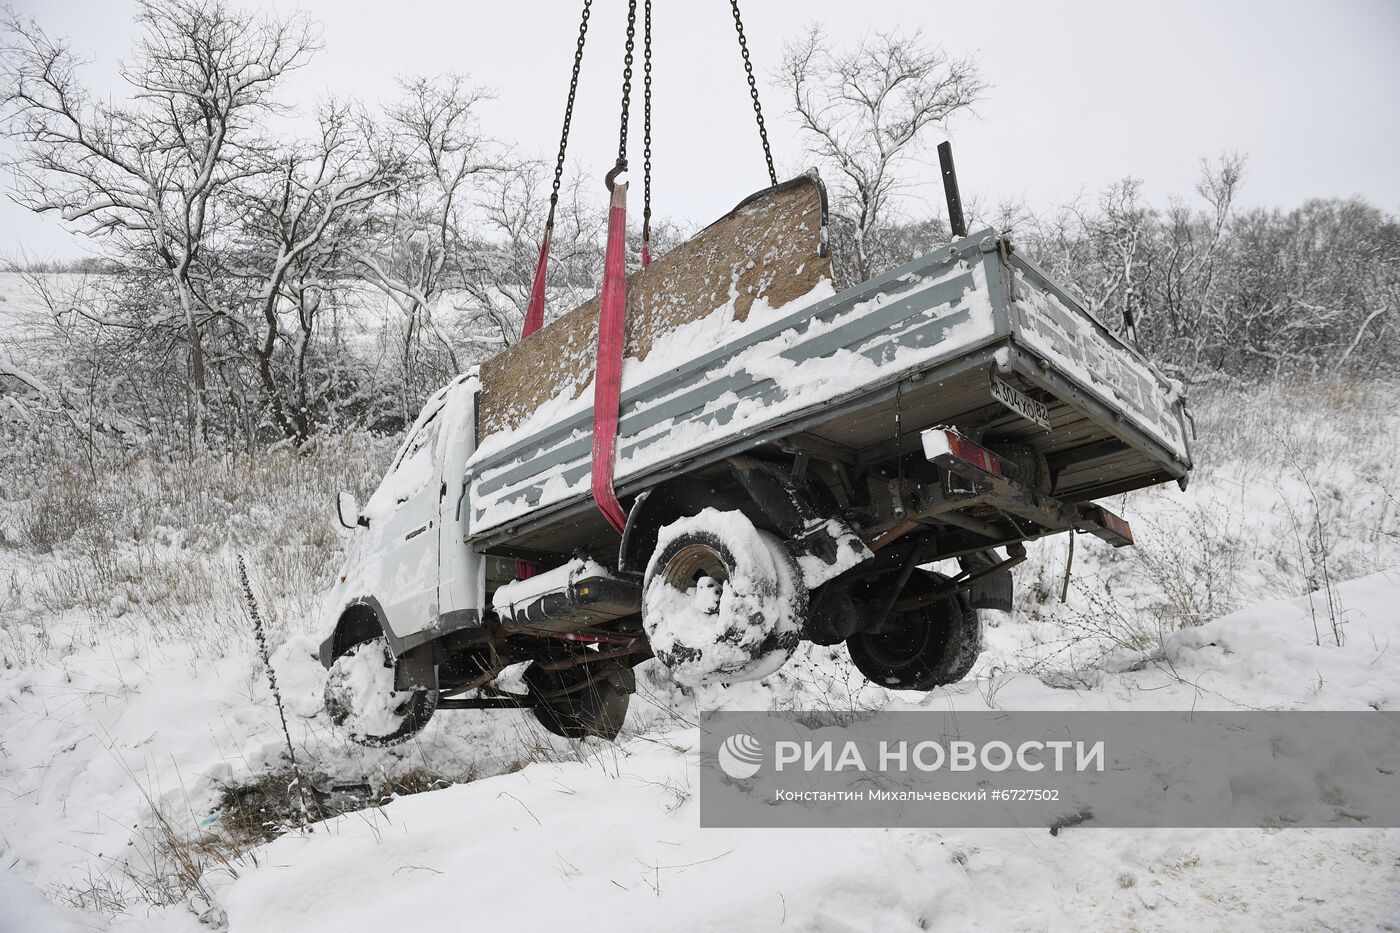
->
2 373 1398 931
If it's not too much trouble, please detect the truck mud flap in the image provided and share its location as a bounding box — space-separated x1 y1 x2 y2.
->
959 549 1014 612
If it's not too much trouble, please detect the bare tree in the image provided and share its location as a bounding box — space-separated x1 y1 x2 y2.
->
1015 153 1400 381
453 163 604 353
780 27 984 284
0 262 146 456
1 0 318 441
1080 178 1154 343
354 74 505 414
229 103 400 443
1155 153 1245 370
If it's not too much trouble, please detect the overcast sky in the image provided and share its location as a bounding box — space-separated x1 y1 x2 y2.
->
3 0 1398 260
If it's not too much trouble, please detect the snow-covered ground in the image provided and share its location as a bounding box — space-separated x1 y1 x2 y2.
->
2 378 1398 931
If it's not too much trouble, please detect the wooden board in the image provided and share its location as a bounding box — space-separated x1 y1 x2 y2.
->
478 174 830 440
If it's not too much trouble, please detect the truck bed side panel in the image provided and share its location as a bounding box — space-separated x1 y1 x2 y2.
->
467 245 1003 538
1005 254 1190 464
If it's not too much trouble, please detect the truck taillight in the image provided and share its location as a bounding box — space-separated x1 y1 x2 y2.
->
921 427 1005 480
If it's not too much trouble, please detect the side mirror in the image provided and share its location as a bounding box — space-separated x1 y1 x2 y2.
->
336 491 368 530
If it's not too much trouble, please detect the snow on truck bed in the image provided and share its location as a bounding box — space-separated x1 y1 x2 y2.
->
477 176 833 440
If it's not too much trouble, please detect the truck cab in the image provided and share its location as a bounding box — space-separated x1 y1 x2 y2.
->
318 373 483 666
319 372 638 746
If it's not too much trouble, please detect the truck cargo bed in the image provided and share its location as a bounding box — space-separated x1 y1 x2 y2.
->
465 229 1192 557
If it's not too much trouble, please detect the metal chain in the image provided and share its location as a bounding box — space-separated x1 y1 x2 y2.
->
548 0 593 228
613 0 638 176
641 0 653 242
729 0 777 187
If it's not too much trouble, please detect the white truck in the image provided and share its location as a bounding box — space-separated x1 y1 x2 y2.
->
317 177 1192 745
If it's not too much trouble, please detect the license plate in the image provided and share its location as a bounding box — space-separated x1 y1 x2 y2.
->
990 375 1051 430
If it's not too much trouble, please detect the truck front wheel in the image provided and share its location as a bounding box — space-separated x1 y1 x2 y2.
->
846 572 981 691
324 636 438 747
642 508 805 686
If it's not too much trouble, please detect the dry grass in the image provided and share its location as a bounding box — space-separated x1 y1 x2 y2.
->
213 765 469 847
1010 375 1400 684
1167 376 1397 607
0 432 395 662
49 763 485 921
1128 500 1246 630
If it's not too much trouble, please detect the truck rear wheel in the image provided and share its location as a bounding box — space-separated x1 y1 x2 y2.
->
324 635 438 747
642 508 804 686
846 572 981 691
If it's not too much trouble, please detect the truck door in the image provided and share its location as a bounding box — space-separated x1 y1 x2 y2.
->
436 374 482 627
369 392 449 640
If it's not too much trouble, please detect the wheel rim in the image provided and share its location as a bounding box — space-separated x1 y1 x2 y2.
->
643 512 804 686
860 612 936 667
861 598 961 670
662 543 731 614
661 543 731 588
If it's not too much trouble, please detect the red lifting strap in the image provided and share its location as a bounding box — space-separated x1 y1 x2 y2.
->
516 229 553 576
590 182 630 534
520 227 552 340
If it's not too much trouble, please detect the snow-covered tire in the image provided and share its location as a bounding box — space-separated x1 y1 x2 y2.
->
846 571 981 691
324 636 437 747
642 508 805 686
525 664 633 741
